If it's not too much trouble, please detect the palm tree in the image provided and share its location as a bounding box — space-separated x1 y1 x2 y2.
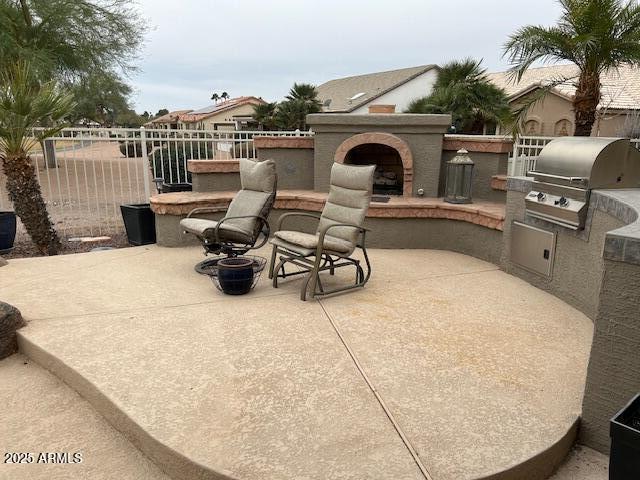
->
406 59 512 134
504 0 640 136
275 99 309 130
211 93 219 104
0 62 74 254
252 102 279 130
285 83 322 111
221 92 229 102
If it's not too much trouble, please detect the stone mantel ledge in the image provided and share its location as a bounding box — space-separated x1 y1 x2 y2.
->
507 176 640 265
187 160 239 173
443 135 514 153
150 190 505 231
253 136 314 149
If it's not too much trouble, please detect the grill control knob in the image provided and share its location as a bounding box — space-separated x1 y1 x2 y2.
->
555 196 569 207
536 192 546 202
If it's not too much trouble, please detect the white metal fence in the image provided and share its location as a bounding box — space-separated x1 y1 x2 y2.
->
0 127 312 243
508 135 640 176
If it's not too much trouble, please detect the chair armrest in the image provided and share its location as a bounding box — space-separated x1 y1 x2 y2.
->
276 212 321 231
186 206 228 218
316 223 369 256
215 215 270 247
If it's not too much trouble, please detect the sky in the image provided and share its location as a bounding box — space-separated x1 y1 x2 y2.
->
130 0 564 114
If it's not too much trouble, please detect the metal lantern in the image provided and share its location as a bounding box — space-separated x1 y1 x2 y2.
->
444 148 474 204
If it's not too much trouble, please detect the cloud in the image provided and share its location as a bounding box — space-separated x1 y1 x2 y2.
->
130 0 563 112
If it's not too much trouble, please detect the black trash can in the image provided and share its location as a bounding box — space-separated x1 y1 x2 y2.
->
120 204 156 246
161 183 192 193
0 211 17 252
610 393 640 479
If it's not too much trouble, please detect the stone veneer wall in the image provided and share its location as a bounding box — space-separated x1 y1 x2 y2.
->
307 114 451 197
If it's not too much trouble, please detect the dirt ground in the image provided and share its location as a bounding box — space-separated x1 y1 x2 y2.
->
3 232 132 260
0 142 155 244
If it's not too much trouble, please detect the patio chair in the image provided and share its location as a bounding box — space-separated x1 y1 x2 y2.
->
180 158 277 273
268 162 375 300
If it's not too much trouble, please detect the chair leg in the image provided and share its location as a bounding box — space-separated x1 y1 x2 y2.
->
305 254 324 301
268 245 278 279
273 257 287 288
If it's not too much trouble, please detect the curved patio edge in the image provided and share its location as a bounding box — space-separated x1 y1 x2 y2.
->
16 332 240 480
476 419 578 480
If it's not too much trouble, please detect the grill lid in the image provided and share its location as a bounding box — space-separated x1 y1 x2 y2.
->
531 137 640 189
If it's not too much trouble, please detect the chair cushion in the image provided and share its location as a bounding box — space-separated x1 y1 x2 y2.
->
240 158 277 193
224 190 273 237
180 217 253 244
272 230 353 255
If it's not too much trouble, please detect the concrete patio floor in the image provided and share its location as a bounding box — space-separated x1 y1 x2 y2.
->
0 245 595 480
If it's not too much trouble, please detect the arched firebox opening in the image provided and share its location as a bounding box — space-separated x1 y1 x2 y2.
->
344 143 404 195
334 132 414 197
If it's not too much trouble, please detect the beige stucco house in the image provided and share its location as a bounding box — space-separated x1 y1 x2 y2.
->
178 97 265 131
487 64 640 137
315 65 439 114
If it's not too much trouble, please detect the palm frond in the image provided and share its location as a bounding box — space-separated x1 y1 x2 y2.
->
0 61 74 155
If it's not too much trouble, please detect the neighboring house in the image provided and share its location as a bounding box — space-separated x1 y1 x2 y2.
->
178 96 266 131
145 110 193 129
487 64 640 137
316 65 439 114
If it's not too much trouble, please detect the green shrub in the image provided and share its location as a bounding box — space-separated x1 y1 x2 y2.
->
150 142 213 183
119 141 152 157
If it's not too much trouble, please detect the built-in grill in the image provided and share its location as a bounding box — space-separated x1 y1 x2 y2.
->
525 137 640 230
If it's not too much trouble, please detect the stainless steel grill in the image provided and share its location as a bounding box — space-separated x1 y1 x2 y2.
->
525 137 640 229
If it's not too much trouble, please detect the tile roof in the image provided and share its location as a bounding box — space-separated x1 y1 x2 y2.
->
147 110 193 125
179 96 265 123
316 65 438 113
487 64 640 110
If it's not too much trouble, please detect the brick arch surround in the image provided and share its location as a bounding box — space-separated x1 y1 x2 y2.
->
334 132 414 197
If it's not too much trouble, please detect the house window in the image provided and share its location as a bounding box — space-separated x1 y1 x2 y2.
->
524 119 541 135
554 119 572 136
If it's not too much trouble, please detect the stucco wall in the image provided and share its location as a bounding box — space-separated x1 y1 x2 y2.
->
307 114 450 197
440 150 508 202
257 148 314 190
580 259 640 452
192 172 241 193
510 91 630 137
156 209 502 264
502 189 623 319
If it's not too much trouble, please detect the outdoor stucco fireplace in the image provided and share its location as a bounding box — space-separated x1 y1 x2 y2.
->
335 132 411 196
306 113 451 198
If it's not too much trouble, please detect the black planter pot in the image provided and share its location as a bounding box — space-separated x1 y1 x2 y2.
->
217 257 254 295
120 204 156 246
0 211 17 252
161 183 192 193
610 393 640 479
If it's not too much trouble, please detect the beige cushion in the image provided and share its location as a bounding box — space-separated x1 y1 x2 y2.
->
224 190 272 236
240 159 276 193
317 163 375 245
180 217 253 244
272 230 354 255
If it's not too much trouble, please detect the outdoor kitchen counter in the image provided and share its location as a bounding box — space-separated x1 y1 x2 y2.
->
150 189 506 231
592 189 640 265
508 176 640 266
